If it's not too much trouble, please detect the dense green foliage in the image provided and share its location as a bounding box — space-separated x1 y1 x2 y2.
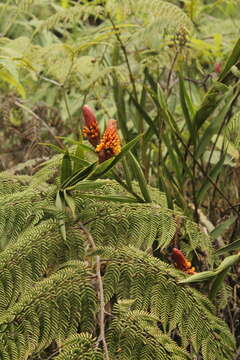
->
0 0 240 359
0 172 236 359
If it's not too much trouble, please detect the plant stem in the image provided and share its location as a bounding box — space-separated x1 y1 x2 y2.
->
173 128 239 215
167 50 179 95
108 15 138 102
79 222 110 360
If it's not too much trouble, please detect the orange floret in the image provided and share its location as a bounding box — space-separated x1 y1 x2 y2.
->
96 119 121 163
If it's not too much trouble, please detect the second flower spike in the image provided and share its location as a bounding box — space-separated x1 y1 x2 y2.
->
96 119 121 163
171 248 196 274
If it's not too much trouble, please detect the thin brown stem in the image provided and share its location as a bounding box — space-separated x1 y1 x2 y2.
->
108 14 138 102
173 128 239 216
167 50 179 95
79 222 110 360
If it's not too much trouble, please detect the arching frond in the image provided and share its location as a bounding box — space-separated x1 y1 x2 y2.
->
54 333 104 360
0 265 97 359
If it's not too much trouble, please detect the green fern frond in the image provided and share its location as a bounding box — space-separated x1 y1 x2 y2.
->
37 3 104 31
0 265 97 359
106 0 193 32
0 187 43 248
0 220 85 311
74 184 211 254
0 172 234 359
107 309 190 360
100 246 235 359
54 333 103 360
0 173 30 195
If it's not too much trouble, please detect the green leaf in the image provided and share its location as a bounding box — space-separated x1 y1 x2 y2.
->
88 134 143 180
215 253 240 273
65 180 107 191
63 190 76 218
216 238 240 255
163 133 183 186
111 170 144 203
130 95 159 137
38 143 65 154
144 68 158 102
210 216 237 239
179 271 216 284
194 82 229 130
112 73 129 142
178 72 195 138
211 134 239 161
122 157 133 192
0 59 26 98
161 163 188 211
219 37 240 82
195 89 236 159
197 154 225 203
61 151 72 185
87 158 114 180
61 161 97 189
73 143 85 171
127 152 152 203
180 254 240 285
78 194 138 203
57 137 96 153
55 190 66 241
209 253 240 300
69 155 90 168
209 268 229 301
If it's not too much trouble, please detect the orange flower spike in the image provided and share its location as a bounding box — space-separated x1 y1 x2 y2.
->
82 105 100 148
96 119 121 163
171 248 196 274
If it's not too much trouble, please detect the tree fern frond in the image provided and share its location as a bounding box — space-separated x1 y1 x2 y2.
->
0 265 97 359
100 246 235 359
106 0 193 32
0 172 234 359
54 333 103 360
105 0 193 52
0 188 43 248
0 220 85 311
75 186 211 254
107 309 190 360
0 173 30 196
37 3 104 31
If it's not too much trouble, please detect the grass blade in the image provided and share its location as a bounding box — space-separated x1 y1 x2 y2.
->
61 151 72 185
211 216 237 239
55 190 66 241
197 154 225 203
127 151 152 203
61 161 97 188
219 37 240 82
216 238 240 255
78 193 138 203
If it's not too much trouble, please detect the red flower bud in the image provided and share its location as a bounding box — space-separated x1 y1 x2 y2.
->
214 63 221 74
82 105 100 148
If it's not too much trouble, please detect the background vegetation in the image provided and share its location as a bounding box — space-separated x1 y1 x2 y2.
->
0 0 240 359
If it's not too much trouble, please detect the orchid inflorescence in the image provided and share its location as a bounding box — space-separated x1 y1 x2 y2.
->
171 248 196 274
82 105 121 163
